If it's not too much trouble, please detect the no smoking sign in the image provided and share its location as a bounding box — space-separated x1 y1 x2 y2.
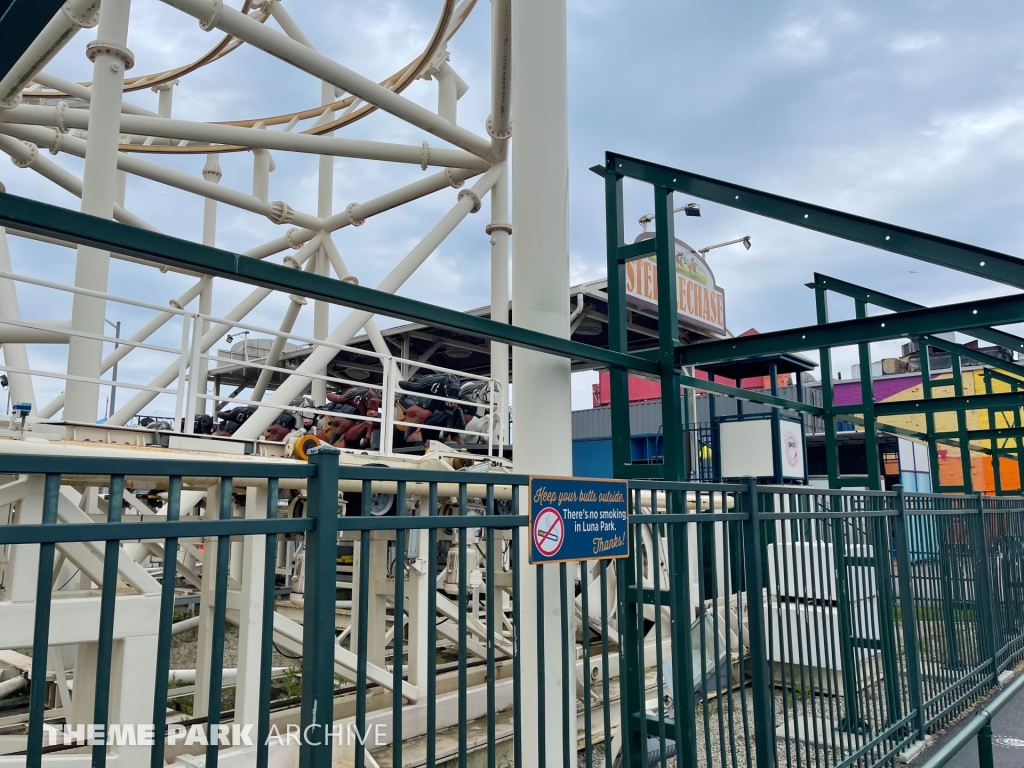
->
528 476 629 564
533 507 565 558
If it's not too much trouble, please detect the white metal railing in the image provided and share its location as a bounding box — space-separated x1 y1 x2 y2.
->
0 271 505 457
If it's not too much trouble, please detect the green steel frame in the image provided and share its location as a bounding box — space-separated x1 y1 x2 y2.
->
597 150 1024 766
597 151 1024 494
811 273 1024 494
0 0 67 81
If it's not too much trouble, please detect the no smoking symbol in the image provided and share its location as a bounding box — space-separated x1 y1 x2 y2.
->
534 507 564 558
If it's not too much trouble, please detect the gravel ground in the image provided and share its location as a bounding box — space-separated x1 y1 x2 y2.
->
168 622 300 671
166 620 301 714
574 684 902 768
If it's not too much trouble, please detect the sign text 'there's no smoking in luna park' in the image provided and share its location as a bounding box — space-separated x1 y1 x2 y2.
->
528 476 629 564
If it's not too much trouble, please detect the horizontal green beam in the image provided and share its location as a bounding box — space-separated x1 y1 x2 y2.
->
619 463 665 479
0 0 67 80
812 273 1024 358
621 367 823 413
983 368 1024 388
617 239 656 263
833 391 1024 418
0 454 316 478
934 427 1024 443
604 153 1024 290
919 335 1024 380
0 192 658 375
0 518 315 546
680 372 822 415
836 413 1001 457
677 292 1024 367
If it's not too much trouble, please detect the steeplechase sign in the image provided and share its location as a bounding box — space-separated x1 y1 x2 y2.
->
528 476 629 564
625 233 727 337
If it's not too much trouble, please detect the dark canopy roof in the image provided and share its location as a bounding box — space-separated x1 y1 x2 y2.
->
697 352 816 381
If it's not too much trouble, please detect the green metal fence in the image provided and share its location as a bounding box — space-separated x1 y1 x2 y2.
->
616 481 1024 768
2 452 1023 768
0 451 538 768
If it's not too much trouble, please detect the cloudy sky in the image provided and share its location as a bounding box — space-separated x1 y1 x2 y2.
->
2 0 1022 417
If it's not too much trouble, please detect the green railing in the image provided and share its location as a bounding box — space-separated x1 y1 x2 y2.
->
0 453 317 768
616 481 1024 768
0 451 540 768
2 453 1022 768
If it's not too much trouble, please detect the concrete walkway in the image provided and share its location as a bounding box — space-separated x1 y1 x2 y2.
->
918 677 1024 768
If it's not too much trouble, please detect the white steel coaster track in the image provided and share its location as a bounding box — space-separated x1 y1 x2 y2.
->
0 1 656 766
0 0 509 446
0 3 757 766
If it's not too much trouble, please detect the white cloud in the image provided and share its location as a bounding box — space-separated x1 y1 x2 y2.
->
888 32 943 54
775 20 829 60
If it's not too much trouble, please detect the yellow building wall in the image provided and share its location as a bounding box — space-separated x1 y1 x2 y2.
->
863 369 1024 494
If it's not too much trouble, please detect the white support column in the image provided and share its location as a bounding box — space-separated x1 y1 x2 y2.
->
63 0 133 423
234 486 267 728
202 154 221 244
252 148 272 203
251 295 305 402
405 505 429 694
152 79 177 118
109 635 159 768
511 0 574 762
3 476 45 602
0 228 36 407
366 539 389 668
196 154 221 415
487 162 510 444
313 84 334 406
436 63 457 124
193 482 219 719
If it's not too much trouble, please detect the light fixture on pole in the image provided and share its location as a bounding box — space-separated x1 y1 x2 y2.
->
698 236 752 259
104 318 121 419
638 202 701 232
226 330 251 361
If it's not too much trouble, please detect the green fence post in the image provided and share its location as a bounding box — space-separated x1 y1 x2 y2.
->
936 513 962 670
872 497 903 726
603 165 632 477
972 492 999 681
742 478 776 768
300 446 340 768
617 516 645 767
894 486 926 739
814 284 841 488
978 722 994 768
832 506 863 731
667 501 698 768
93 474 125 768
855 299 882 490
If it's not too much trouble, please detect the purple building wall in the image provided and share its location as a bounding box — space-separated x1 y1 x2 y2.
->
814 375 922 406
